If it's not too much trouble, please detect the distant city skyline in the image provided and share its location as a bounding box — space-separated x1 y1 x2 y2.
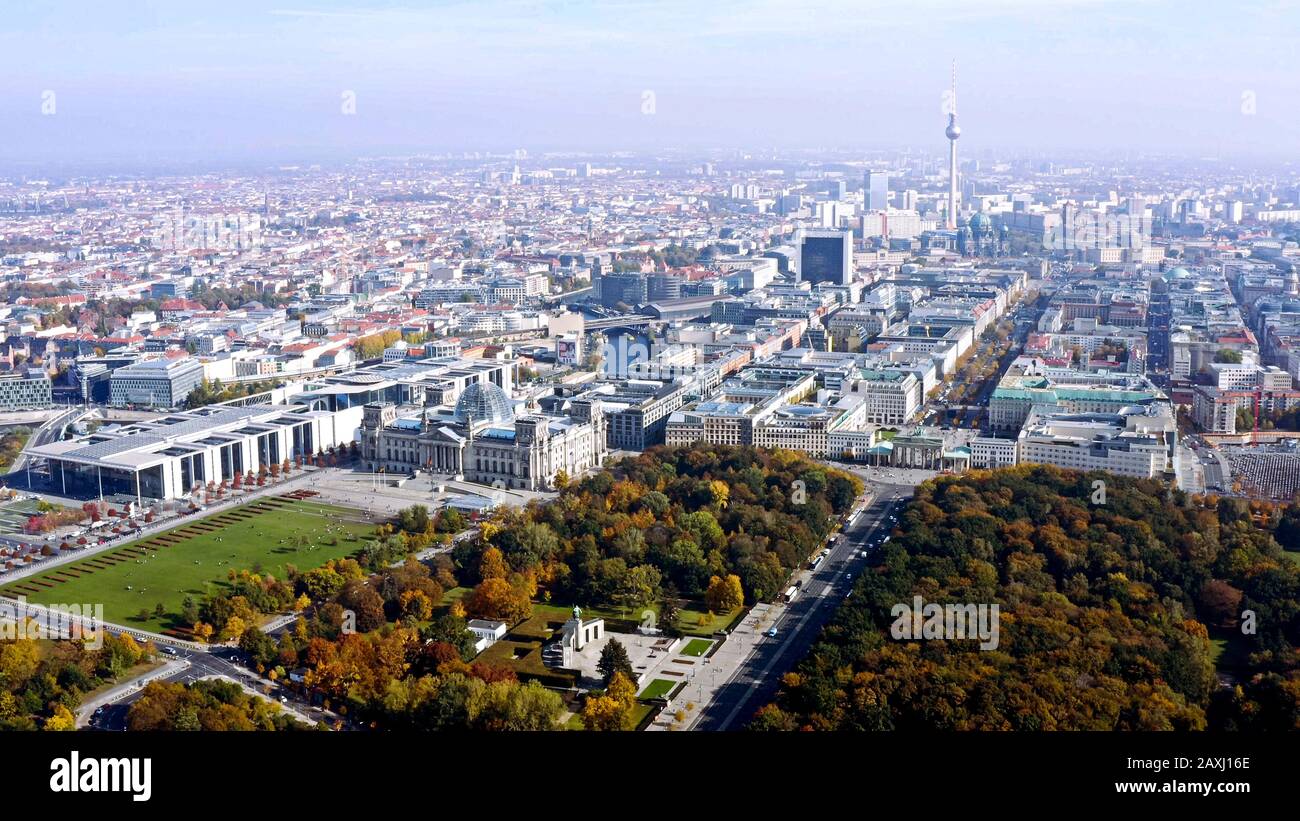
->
2 0 1299 169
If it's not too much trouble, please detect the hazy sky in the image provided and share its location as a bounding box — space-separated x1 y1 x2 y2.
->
2 0 1298 168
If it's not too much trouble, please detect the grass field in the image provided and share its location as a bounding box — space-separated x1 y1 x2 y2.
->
639 678 678 699
675 606 742 636
1209 628 1251 673
0 495 373 635
680 638 713 657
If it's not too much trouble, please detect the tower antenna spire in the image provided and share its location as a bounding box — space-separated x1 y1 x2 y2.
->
951 59 957 116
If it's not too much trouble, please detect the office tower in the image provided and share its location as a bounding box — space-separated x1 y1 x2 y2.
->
648 273 683 301
865 170 890 211
828 179 847 200
778 193 803 215
797 229 853 286
945 60 961 230
599 272 648 308
817 199 854 228
1225 200 1243 224
901 189 918 210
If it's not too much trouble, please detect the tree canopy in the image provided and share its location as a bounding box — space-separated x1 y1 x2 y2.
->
752 465 1300 731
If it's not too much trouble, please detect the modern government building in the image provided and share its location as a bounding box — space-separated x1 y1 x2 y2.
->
0 370 53 411
24 355 610 502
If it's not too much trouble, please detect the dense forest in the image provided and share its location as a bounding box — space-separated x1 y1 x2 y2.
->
212 444 861 730
128 678 311 731
752 465 1300 731
6 446 861 731
0 632 157 730
453 444 863 613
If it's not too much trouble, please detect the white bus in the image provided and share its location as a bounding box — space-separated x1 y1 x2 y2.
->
783 585 799 603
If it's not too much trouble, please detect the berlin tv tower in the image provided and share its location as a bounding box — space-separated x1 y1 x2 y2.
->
945 60 961 230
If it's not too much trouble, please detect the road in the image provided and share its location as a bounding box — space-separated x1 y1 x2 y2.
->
922 297 1038 431
1185 433 1231 492
85 644 342 731
76 658 189 727
3 404 85 481
690 484 910 731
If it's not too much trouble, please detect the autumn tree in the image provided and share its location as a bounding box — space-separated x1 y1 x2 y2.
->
582 671 637 731
479 546 508 581
466 577 531 623
399 589 434 622
705 574 744 613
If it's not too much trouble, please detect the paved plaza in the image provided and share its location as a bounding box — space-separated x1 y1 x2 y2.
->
306 469 556 516
568 628 699 691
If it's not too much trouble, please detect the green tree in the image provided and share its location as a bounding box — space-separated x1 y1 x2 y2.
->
597 638 635 685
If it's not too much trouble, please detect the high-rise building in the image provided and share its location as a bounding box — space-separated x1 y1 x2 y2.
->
648 273 683 301
599 272 648 308
797 229 853 286
865 170 890 211
945 61 961 230
109 357 205 408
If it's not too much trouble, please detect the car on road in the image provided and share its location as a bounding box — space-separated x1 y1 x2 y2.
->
764 627 779 638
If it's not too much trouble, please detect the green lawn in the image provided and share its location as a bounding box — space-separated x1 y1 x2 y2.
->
435 586 471 615
79 660 164 701
676 606 742 636
1208 628 1251 674
639 678 678 699
0 496 373 634
680 638 713 657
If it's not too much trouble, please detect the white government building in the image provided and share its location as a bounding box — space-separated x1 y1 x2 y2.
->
26 355 569 502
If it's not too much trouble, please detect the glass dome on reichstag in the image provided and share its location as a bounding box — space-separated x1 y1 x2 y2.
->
452 382 514 424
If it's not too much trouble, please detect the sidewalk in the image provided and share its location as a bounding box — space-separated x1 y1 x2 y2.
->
647 603 784 731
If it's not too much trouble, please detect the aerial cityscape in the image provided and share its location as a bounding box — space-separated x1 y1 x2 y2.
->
0 4 1296 790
